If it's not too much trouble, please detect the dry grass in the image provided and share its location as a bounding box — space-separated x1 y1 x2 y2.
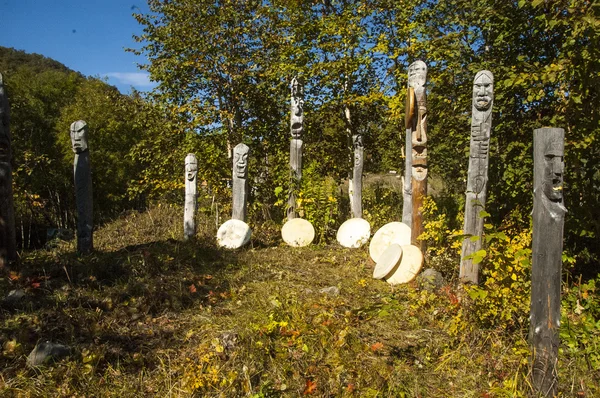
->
0 206 597 397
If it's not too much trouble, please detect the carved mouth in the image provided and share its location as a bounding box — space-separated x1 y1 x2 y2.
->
291 122 303 137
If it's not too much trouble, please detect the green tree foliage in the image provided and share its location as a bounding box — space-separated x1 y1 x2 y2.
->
0 47 170 244
2 1 599 274
133 0 599 271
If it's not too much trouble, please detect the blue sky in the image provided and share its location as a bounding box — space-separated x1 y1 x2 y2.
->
1 0 157 94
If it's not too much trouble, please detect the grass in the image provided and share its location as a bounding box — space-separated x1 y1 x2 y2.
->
0 204 598 397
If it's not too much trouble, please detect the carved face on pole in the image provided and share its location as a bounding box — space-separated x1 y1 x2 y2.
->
185 154 198 181
353 134 363 166
233 143 249 179
542 139 564 202
408 60 427 88
70 120 89 153
290 77 304 139
473 71 494 112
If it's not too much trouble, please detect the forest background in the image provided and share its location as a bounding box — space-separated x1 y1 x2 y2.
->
1 0 598 277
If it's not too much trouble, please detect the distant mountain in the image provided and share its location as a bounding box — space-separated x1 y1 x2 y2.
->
0 46 82 76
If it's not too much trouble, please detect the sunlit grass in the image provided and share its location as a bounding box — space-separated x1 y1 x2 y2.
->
0 205 597 396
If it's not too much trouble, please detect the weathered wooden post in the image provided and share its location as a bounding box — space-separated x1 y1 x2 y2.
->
184 153 198 240
351 133 364 218
408 61 428 247
232 143 249 221
216 143 252 249
0 73 16 265
403 61 427 235
460 70 494 284
288 77 304 220
530 127 566 397
70 120 93 254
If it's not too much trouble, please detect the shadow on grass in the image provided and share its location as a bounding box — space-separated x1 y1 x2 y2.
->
0 235 247 375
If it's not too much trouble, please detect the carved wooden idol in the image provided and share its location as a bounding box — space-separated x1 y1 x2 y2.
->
460 70 494 284
232 143 249 221
351 133 364 218
288 77 303 220
0 73 16 265
70 120 93 254
184 153 198 240
530 127 566 397
403 60 427 234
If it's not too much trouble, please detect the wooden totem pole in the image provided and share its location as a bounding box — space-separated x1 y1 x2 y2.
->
232 143 249 221
288 77 304 220
351 133 364 218
460 70 494 284
184 153 198 240
403 60 428 247
530 127 566 397
0 73 16 265
70 120 93 254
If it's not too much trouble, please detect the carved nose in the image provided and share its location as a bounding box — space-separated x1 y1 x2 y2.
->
556 162 564 174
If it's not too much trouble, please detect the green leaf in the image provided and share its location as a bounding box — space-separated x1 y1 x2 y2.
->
472 250 487 265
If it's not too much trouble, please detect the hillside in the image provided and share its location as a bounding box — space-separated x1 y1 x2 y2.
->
1 207 598 397
0 46 80 76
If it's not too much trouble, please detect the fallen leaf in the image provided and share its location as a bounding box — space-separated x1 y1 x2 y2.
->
371 342 384 352
303 379 317 395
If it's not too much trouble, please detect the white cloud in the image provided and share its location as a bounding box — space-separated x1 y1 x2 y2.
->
104 72 155 87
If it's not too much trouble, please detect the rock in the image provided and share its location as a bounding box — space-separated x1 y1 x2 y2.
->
27 341 72 367
4 289 25 305
220 331 238 351
417 268 445 291
319 286 340 296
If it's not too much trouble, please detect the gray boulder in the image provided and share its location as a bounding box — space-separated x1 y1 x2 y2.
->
417 268 445 291
27 341 72 367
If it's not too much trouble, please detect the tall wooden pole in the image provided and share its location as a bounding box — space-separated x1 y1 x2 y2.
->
460 71 494 284
530 127 566 397
406 61 428 248
351 133 363 218
411 84 427 248
232 143 249 221
403 87 415 228
184 153 198 240
288 77 304 220
70 120 93 254
0 73 16 265
403 61 427 238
